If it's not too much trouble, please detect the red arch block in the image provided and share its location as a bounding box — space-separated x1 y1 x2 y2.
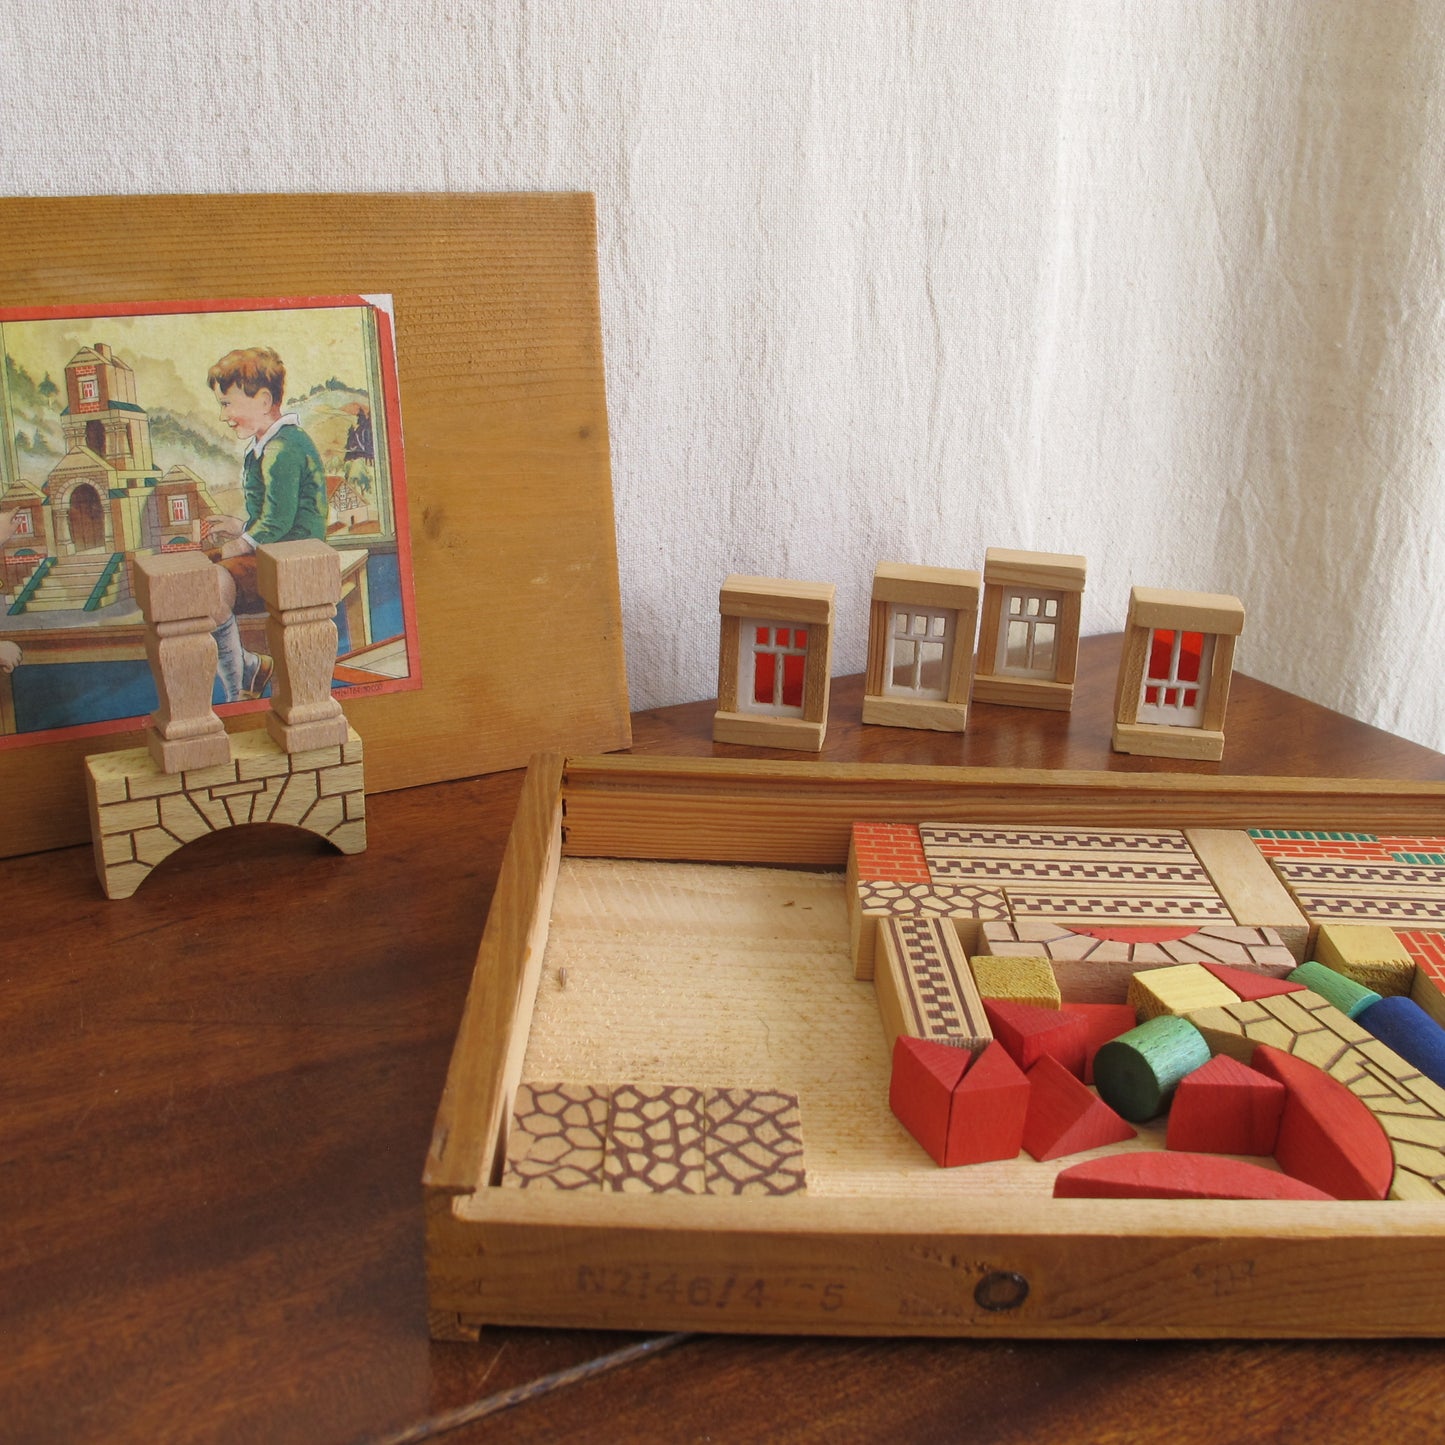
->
1250 1044 1394 1201
1054 1152 1334 1201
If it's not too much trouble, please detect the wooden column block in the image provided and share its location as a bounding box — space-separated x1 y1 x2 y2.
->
945 1040 1030 1165
1165 1053 1286 1156
1355 997 1445 1091
983 999 1089 1078
134 551 230 773
1250 1044 1393 1201
889 1035 972 1166
1022 1055 1136 1161
1315 923 1416 997
257 540 351 754
1054 1153 1334 1201
1093 1015 1212 1123
1288 960 1382 1020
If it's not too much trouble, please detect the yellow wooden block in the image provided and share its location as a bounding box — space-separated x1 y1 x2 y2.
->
1315 923 1416 997
967 954 1060 1009
1127 962 1238 1021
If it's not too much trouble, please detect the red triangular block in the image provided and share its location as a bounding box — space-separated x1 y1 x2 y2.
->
984 999 1089 1079
1061 1002 1137 1085
945 1040 1029 1166
1053 1152 1335 1201
1166 1053 1285 1156
1022 1054 1136 1162
1251 1044 1392 1200
889 1035 972 1166
1199 961 1306 1002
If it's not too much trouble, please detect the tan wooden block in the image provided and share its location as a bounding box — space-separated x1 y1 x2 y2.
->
236 747 292 782
1127 586 1246 635
133 549 225 624
712 711 826 752
211 779 266 799
1315 923 1416 997
870 561 981 612
182 760 239 790
1112 721 1226 762
126 767 190 801
256 538 342 611
132 827 183 868
225 794 256 827
981 547 1086 592
288 744 343 773
1380 1114 1445 1149
304 795 345 835
860 696 970 732
718 575 835 623
968 954 1061 1009
269 771 319 826
875 915 992 1052
326 819 368 854
97 797 161 835
268 713 351 755
1389 1168 1445 1202
341 732 364 765
159 792 214 843
1185 828 1311 960
84 751 137 805
190 791 232 831
100 861 152 900
100 830 135 867
969 676 1076 711
318 762 366 798
149 730 232 775
1129 962 1239 1020
344 789 367 821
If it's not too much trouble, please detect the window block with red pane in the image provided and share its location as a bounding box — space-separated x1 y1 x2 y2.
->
972 548 1087 712
862 561 981 732
713 575 835 751
1112 586 1245 761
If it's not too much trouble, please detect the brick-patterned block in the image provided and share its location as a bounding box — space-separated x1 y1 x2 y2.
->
703 1088 807 1195
850 821 931 884
980 920 1294 1004
604 1084 707 1194
502 1082 610 1190
1400 929 1445 1029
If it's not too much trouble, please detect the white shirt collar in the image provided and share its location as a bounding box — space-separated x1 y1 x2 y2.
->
244 412 300 459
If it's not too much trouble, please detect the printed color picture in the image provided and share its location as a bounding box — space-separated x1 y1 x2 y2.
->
0 296 419 748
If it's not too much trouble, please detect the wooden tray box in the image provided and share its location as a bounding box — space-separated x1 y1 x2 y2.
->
424 755 1445 1340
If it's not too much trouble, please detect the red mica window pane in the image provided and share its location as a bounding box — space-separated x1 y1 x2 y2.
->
793 629 808 649
1178 632 1205 682
781 651 806 707
754 651 777 705
756 626 769 645
1147 631 1175 682
1145 685 1161 705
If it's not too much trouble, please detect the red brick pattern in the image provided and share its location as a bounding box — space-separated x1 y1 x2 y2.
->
1399 929 1445 994
1250 834 1445 864
852 822 931 883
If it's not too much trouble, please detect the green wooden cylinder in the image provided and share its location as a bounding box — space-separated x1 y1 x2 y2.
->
1094 1015 1212 1123
1289 960 1383 1019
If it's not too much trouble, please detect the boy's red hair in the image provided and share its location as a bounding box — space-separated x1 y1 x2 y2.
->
207 347 286 402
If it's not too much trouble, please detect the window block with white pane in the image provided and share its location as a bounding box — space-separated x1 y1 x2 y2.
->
862 562 980 732
1112 585 1245 761
972 548 1087 711
713 575 835 751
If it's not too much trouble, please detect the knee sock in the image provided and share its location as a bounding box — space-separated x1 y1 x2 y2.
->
212 615 246 702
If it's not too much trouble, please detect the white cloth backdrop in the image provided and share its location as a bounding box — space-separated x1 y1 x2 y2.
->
4 2 1444 749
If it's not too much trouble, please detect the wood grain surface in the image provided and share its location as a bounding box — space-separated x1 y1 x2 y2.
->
0 192 631 857
6 636 1445 1443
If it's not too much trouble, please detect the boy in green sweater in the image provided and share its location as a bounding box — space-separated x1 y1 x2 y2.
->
201 347 329 701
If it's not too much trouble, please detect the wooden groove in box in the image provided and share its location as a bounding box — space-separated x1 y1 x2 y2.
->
425 753 1445 1341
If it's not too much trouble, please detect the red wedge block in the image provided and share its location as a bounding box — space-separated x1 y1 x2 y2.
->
1061 1002 1137 1084
1054 1152 1335 1201
1022 1054 1136 1161
945 1040 1029 1166
889 1035 972 1166
1200 961 1306 1002
1166 1053 1286 1156
984 999 1089 1079
1250 1043 1393 1201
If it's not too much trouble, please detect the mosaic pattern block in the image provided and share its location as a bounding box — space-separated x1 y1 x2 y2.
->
850 821 932 884
1184 988 1445 1201
704 1088 806 1195
604 1084 707 1194
979 920 1295 1004
850 878 1008 980
502 1082 610 1190
876 915 992 1050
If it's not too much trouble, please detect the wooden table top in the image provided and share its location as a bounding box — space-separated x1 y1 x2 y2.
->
7 635 1445 1444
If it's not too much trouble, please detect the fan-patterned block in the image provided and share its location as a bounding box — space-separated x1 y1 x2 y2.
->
850 821 932 884
604 1084 707 1194
704 1088 807 1195
979 920 1294 1004
876 915 992 1051
1184 989 1445 1200
850 879 1007 980
502 1082 610 1190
